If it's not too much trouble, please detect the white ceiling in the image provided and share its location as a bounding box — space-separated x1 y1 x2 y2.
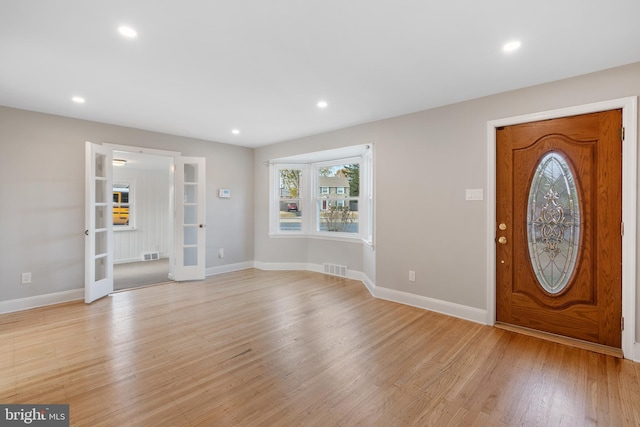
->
1 1 639 148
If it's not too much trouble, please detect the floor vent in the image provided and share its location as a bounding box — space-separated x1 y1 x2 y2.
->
141 251 160 261
323 263 348 277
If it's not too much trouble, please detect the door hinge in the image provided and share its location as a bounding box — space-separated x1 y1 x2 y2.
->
621 221 625 237
621 127 625 141
621 316 625 331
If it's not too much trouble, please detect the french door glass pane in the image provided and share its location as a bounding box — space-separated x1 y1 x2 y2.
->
184 247 197 266
184 184 197 203
184 226 197 245
95 153 106 178
184 205 198 224
95 230 107 257
184 164 197 182
95 180 106 204
95 257 107 281
95 206 108 229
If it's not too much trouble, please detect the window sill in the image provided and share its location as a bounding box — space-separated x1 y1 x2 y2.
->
269 232 367 245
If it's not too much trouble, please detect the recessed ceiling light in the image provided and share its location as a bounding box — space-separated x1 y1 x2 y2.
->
118 26 137 38
503 40 521 53
231 129 240 135
72 96 85 104
317 100 328 109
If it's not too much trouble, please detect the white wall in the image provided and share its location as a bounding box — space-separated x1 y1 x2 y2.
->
0 107 254 303
254 61 640 342
113 165 171 263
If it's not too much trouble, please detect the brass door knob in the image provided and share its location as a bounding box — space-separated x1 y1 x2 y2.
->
498 236 507 244
499 223 507 230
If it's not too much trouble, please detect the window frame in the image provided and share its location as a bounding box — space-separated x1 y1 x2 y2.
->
312 157 362 238
269 145 373 244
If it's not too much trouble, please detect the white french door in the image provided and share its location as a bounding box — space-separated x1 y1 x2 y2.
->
84 142 114 303
85 146 205 299
173 156 206 281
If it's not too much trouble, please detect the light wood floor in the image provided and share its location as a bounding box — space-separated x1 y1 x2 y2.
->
1 269 639 426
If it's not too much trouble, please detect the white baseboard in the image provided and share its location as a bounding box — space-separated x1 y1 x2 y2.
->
205 261 254 277
253 261 316 271
373 285 487 324
0 289 83 315
348 270 376 295
254 261 487 325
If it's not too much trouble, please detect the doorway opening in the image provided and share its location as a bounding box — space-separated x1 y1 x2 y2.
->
111 150 174 291
85 143 206 303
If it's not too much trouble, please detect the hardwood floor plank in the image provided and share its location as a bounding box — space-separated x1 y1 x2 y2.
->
1 269 639 426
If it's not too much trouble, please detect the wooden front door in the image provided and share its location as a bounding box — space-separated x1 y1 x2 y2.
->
496 110 623 348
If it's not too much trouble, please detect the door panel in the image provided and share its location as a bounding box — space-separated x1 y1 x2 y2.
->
174 156 206 281
496 110 622 347
85 142 114 303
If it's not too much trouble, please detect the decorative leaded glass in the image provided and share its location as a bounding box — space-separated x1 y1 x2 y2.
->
527 152 580 294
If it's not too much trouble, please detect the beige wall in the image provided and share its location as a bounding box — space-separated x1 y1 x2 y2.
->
254 62 640 341
1 61 639 344
0 107 254 302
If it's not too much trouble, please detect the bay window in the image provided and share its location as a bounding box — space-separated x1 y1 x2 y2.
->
269 144 373 243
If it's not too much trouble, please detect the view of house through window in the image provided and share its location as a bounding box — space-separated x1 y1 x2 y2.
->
270 144 372 242
316 163 359 233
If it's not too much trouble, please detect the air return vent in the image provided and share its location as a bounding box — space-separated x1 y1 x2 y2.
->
323 263 348 277
141 251 160 261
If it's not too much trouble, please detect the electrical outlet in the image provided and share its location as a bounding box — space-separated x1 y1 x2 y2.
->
218 248 224 259
409 270 416 282
21 272 32 284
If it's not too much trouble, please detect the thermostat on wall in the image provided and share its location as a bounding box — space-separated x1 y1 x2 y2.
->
219 189 231 198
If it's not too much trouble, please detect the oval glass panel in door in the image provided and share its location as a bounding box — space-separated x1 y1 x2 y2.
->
527 152 581 294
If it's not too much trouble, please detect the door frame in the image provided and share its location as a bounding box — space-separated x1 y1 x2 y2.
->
486 97 638 359
103 143 180 280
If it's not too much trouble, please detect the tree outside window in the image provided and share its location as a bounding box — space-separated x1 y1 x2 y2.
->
278 168 303 231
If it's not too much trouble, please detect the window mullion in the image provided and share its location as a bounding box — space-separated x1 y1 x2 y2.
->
302 164 311 234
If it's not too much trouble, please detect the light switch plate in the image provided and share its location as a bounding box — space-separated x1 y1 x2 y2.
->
465 189 483 201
